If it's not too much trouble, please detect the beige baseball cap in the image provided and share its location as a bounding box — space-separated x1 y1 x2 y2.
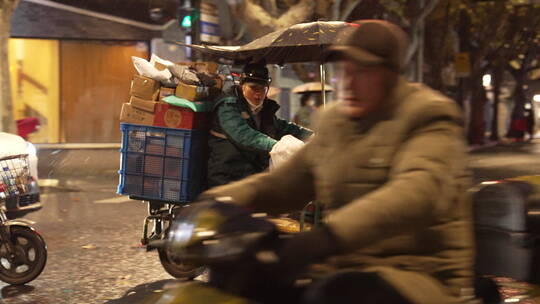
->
325 20 409 71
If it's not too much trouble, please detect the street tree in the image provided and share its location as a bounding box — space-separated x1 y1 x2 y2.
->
415 0 516 144
349 1 540 144
0 0 19 133
453 0 540 143
454 0 509 144
489 4 540 140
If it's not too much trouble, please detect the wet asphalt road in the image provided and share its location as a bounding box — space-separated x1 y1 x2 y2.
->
469 141 540 183
0 177 178 304
1 141 540 303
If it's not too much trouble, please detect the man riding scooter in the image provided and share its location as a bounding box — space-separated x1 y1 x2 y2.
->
198 20 474 304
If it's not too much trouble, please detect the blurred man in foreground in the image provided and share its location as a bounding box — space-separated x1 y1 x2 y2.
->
203 20 474 304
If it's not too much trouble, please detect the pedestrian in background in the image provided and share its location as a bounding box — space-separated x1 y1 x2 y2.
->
293 92 317 128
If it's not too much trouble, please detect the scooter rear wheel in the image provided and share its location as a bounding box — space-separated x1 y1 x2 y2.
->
158 245 204 280
157 226 205 280
0 226 47 285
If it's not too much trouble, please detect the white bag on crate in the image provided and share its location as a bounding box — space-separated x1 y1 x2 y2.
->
131 56 175 86
149 53 174 69
269 135 305 170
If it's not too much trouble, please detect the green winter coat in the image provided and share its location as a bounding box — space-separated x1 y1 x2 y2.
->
207 86 312 187
204 78 475 304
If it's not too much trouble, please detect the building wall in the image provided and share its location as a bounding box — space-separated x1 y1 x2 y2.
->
60 40 148 143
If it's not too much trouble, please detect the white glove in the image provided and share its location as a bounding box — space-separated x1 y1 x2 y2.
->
269 135 305 170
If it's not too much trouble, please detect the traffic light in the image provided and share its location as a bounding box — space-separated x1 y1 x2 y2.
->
178 5 200 31
181 14 192 28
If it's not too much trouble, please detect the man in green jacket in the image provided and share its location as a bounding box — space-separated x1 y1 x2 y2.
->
207 62 312 187
203 20 474 303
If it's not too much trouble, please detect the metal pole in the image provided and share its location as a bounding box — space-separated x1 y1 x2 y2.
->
320 64 326 107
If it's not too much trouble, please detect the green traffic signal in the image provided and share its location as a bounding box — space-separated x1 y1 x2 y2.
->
181 15 192 28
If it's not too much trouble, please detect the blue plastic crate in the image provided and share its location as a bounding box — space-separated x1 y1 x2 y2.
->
117 123 207 203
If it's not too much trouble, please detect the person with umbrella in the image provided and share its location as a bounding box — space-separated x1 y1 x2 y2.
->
202 20 474 304
207 62 312 187
293 82 333 128
293 93 317 128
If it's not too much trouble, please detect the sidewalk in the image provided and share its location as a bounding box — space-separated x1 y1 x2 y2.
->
468 138 540 153
35 138 540 182
37 146 120 180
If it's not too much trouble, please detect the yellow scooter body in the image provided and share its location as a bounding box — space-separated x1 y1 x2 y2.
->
142 282 254 304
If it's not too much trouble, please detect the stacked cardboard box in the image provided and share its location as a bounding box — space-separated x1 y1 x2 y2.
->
173 62 223 101
119 60 217 202
119 75 160 125
120 61 221 129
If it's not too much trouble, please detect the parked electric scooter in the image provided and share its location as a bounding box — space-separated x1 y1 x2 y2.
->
0 154 47 285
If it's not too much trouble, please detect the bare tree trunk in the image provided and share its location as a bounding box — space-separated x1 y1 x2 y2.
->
490 67 502 141
507 70 527 140
468 74 487 145
0 0 19 133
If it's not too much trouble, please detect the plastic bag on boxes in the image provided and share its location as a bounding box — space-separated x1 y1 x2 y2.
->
269 135 305 170
149 54 174 70
196 72 217 87
131 56 175 87
168 64 200 86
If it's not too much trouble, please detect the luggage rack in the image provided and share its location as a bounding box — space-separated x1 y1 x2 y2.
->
129 196 190 248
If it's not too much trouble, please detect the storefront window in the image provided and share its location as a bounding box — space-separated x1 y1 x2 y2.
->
9 38 60 143
9 39 147 143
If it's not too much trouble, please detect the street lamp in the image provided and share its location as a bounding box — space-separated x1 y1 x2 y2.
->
482 74 492 88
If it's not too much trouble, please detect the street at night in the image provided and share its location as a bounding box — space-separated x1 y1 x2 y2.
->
0 176 176 304
3 0 540 303
0 141 534 303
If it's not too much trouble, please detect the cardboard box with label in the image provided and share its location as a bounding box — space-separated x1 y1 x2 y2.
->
120 103 155 126
175 82 211 101
130 75 160 101
154 102 209 130
159 87 176 101
177 61 219 74
129 96 158 113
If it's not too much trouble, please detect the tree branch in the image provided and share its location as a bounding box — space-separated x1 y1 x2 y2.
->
340 0 362 20
276 0 316 28
228 0 315 38
405 0 441 65
332 0 342 20
470 0 508 73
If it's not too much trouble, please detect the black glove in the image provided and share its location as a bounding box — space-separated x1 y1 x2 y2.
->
258 225 342 284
